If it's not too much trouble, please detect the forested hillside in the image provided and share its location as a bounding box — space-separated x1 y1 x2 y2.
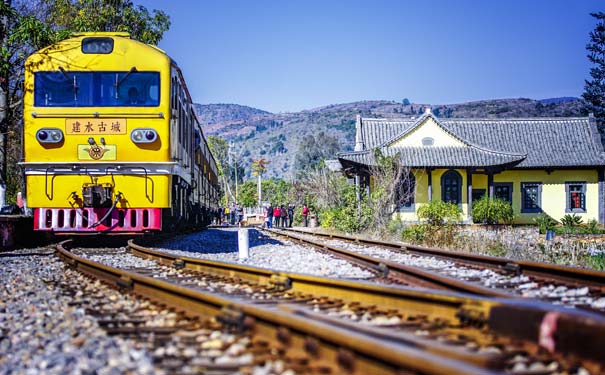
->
195 98 589 180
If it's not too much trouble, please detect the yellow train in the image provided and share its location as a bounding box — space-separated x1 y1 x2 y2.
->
22 32 220 233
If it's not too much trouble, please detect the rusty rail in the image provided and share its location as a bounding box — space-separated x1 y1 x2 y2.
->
127 239 605 365
264 228 512 297
56 240 510 375
282 228 605 289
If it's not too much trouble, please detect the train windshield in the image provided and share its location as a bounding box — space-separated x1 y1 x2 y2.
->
34 71 160 107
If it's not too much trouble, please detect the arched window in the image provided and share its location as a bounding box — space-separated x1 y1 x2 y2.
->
441 170 462 204
396 172 415 211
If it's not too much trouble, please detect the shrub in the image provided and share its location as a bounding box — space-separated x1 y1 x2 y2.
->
401 224 427 243
560 214 583 234
417 201 462 226
416 201 461 246
387 218 404 236
581 219 605 235
533 214 557 234
471 196 514 224
587 252 605 270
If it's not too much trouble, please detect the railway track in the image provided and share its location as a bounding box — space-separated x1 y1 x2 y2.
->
268 228 605 311
58 239 605 374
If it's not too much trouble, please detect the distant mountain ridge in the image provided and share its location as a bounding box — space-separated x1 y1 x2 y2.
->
195 98 589 180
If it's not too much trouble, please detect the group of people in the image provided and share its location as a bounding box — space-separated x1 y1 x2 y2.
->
264 203 310 228
221 204 244 225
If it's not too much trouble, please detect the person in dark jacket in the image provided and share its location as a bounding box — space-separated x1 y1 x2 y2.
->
287 204 294 227
266 204 273 228
280 205 287 227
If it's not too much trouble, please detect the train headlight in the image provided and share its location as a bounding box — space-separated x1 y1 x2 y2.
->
131 128 157 144
36 128 63 144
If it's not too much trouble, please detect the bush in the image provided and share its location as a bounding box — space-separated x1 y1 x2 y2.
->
587 252 605 270
417 201 461 226
533 214 557 234
416 201 462 246
387 218 404 236
401 224 427 243
581 219 605 235
471 196 514 224
560 214 583 234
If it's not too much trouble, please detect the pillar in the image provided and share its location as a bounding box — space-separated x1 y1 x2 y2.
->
467 169 473 218
427 168 433 202
487 172 494 199
599 169 604 224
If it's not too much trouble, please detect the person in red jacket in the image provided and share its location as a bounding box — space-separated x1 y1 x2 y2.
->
302 204 309 227
273 206 281 227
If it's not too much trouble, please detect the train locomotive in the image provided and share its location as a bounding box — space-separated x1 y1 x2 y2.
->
22 32 219 234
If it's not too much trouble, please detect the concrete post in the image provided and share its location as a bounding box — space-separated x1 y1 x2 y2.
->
238 228 249 260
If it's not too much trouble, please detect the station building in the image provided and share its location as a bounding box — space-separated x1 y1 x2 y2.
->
336 109 605 224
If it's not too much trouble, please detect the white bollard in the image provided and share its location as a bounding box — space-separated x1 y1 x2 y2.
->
238 228 249 260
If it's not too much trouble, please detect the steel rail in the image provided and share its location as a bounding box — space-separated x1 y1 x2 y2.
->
56 240 502 375
264 228 512 297
283 228 605 289
127 240 605 364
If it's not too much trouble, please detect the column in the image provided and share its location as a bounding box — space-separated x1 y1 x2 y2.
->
487 172 494 199
599 169 604 224
467 169 473 218
427 168 433 202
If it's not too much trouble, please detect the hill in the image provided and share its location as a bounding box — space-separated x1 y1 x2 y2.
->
195 98 589 180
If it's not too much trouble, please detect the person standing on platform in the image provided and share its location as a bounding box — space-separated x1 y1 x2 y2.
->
224 206 230 225
273 205 281 227
266 204 273 228
302 204 309 227
280 205 287 227
287 204 294 227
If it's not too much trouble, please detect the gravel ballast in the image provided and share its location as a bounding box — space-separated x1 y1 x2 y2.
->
154 227 374 279
0 251 156 375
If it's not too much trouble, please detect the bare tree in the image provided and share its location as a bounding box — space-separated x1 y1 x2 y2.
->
366 150 420 231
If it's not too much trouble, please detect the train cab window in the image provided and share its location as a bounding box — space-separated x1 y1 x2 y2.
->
34 71 160 107
34 71 93 106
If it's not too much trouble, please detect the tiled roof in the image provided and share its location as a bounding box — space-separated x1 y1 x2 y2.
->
338 145 526 168
340 115 605 168
440 117 605 167
359 118 417 149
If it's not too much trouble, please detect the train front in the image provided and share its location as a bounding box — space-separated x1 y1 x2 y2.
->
22 32 172 234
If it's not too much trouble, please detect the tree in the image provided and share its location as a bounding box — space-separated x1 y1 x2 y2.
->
294 131 340 178
0 0 69 206
47 0 170 45
583 12 605 134
367 149 416 231
402 98 411 106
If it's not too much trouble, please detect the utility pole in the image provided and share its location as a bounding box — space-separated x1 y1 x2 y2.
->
0 0 10 208
257 173 261 212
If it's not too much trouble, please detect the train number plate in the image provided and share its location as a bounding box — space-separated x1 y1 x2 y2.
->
66 118 127 135
77 144 117 160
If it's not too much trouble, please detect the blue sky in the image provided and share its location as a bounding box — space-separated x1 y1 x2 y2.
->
137 0 603 113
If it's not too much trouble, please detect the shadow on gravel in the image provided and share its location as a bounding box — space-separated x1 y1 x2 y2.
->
154 227 283 253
